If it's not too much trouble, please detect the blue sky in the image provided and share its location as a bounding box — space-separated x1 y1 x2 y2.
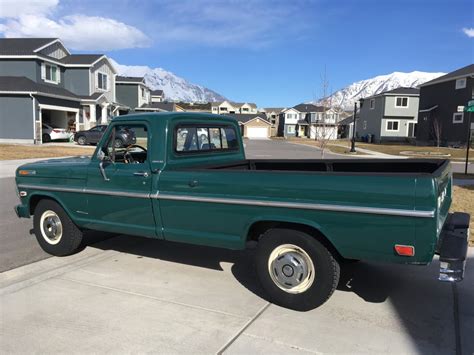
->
1 0 473 106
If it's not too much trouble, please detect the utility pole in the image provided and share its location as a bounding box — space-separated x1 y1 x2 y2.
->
350 101 357 153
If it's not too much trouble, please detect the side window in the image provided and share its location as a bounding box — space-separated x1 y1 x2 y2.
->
175 125 239 153
103 124 148 164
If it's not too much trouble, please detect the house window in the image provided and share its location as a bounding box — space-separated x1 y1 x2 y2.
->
242 107 249 112
43 63 59 84
363 121 367 129
395 97 408 107
212 107 217 111
453 113 464 124
370 99 375 109
455 78 466 90
97 72 108 90
287 125 295 134
386 120 399 131
141 87 147 99
220 107 228 112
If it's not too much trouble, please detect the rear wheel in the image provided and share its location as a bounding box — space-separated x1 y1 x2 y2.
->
33 199 83 256
77 135 87 145
256 228 340 311
42 133 51 143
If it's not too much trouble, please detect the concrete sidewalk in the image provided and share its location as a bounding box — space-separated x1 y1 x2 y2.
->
1 235 472 354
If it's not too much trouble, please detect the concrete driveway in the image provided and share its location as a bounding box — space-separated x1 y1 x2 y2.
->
1 235 472 354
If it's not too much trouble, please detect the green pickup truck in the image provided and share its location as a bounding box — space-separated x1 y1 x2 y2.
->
14 113 470 310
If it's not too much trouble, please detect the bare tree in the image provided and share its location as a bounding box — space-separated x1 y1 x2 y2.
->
313 67 342 158
432 117 442 147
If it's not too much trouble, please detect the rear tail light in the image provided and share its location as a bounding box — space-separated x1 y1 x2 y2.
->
394 244 415 257
52 129 61 133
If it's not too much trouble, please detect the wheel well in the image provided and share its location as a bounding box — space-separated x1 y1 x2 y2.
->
246 220 343 261
29 195 55 215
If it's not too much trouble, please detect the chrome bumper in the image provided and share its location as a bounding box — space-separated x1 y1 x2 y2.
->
437 212 470 282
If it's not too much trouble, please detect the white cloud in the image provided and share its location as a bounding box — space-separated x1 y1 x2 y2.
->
0 0 58 18
0 0 151 51
462 27 474 38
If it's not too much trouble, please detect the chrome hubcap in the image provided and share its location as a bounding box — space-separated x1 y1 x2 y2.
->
40 210 63 245
268 244 315 294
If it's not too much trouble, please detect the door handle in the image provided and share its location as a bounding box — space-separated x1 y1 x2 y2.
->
133 171 149 178
188 179 199 187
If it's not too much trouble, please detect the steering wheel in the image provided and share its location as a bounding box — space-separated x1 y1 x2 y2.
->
123 144 147 164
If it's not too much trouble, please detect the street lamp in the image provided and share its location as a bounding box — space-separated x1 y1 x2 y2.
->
350 98 364 153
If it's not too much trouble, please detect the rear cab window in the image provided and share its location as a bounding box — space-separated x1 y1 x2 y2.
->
175 125 239 153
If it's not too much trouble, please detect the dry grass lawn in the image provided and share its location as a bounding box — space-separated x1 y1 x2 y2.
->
286 139 367 155
451 185 474 245
343 140 473 160
0 144 94 160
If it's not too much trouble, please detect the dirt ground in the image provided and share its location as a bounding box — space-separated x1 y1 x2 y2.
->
0 144 94 160
452 185 474 245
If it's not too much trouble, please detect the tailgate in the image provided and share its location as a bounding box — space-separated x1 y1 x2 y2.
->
434 160 452 235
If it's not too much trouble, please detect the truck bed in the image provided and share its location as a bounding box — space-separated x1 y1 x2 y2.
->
193 159 449 176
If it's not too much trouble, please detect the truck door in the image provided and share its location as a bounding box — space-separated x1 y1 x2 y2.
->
85 121 161 238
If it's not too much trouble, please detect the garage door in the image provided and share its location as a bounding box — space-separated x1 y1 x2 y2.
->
247 127 268 139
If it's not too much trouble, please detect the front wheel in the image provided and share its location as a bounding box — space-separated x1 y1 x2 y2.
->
33 199 83 256
256 229 340 311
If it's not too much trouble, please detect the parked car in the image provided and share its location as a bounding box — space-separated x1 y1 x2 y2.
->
41 123 71 142
14 113 470 311
74 125 136 147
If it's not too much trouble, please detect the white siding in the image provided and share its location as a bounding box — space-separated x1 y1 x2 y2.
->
38 42 68 59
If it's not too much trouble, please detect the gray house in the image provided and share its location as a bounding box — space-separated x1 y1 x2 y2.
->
0 38 123 144
416 64 474 146
115 76 151 112
357 87 420 143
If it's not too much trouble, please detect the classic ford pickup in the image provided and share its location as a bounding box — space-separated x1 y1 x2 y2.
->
14 113 470 310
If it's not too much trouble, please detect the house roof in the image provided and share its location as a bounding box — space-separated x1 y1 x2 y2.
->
292 103 325 112
0 38 58 55
151 89 164 96
116 76 146 84
338 115 357 125
212 101 257 108
137 102 176 111
381 87 420 95
419 64 474 87
262 107 285 113
224 113 269 124
0 76 81 101
60 54 103 65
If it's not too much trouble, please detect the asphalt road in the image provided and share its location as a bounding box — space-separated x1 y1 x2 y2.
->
0 139 471 272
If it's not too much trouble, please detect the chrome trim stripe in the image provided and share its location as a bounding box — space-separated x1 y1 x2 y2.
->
155 193 435 218
17 184 150 199
18 184 435 218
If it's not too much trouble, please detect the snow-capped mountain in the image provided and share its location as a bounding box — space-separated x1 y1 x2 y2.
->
110 59 226 103
315 71 445 110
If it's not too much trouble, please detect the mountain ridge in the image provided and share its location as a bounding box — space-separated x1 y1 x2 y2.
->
110 59 226 103
314 71 446 110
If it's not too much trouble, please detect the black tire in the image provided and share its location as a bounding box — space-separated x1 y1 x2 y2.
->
77 135 87 145
256 228 340 311
42 133 51 143
33 199 83 256
114 138 124 148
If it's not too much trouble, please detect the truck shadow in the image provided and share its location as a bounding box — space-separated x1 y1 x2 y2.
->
87 235 472 354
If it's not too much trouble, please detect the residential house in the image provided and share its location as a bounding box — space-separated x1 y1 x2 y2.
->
211 101 258 115
151 89 164 102
259 107 284 136
225 113 271 138
357 87 420 143
279 104 339 139
115 76 151 113
416 64 474 146
0 38 122 143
